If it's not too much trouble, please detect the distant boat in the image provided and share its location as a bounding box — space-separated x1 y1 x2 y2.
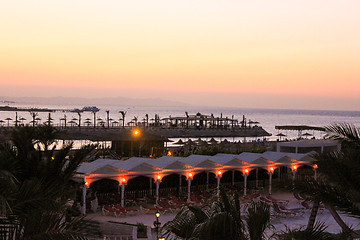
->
81 106 100 112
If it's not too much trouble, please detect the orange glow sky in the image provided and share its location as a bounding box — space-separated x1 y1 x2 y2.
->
1 1 360 110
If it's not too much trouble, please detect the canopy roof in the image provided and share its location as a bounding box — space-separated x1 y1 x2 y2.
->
77 151 316 182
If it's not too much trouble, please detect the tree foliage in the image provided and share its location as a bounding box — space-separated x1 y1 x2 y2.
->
161 187 271 240
0 126 95 239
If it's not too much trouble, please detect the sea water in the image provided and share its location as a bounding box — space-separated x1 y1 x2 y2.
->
1 103 359 147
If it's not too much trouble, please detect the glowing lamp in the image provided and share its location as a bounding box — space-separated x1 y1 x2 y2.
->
122 178 126 183
133 129 140 136
218 171 222 175
188 172 193 177
313 164 318 169
51 156 54 160
244 169 249 174
270 167 274 172
84 181 89 187
167 151 172 156
157 175 161 180
293 166 297 171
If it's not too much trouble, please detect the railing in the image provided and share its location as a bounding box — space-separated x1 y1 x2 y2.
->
99 179 270 203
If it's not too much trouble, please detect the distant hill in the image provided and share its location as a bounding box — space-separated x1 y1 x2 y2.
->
0 96 189 107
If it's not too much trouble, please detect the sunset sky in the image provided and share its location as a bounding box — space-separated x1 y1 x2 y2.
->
1 1 360 110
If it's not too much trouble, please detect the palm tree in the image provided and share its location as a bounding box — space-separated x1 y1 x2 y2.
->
119 111 127 128
161 187 271 240
0 126 95 239
294 123 360 237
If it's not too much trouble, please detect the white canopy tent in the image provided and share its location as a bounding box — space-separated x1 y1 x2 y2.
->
75 151 315 215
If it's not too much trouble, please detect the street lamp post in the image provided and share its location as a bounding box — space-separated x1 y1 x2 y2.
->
154 210 161 240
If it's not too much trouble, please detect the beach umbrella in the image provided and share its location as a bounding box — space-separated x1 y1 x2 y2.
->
85 118 91 121
84 120 92 126
173 139 185 145
208 137 218 144
68 120 77 126
248 120 260 126
302 132 312 139
71 118 78 121
0 120 4 126
5 117 12 127
276 133 286 141
221 139 229 144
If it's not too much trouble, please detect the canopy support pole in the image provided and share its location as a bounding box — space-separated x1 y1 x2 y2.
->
156 180 160 204
292 170 296 182
121 183 125 207
206 172 209 191
232 170 235 186
149 178 153 195
82 185 87 216
179 174 182 192
269 172 273 195
244 174 248 196
187 179 192 202
217 176 221 198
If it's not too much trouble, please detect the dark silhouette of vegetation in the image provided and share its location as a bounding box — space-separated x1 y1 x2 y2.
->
161 187 271 239
0 125 96 239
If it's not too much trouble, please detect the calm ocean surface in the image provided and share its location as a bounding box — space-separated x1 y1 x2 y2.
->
1 103 360 142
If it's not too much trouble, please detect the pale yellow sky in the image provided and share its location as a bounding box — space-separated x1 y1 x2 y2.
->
1 1 360 110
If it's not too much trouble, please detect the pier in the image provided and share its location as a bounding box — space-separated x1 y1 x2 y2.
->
0 112 271 157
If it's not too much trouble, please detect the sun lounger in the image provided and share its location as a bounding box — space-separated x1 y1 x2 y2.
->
113 204 138 215
260 196 273 205
140 205 157 214
279 205 305 216
272 203 297 217
170 196 188 206
294 192 307 202
266 195 289 205
156 200 179 213
102 205 125 217
301 201 324 213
